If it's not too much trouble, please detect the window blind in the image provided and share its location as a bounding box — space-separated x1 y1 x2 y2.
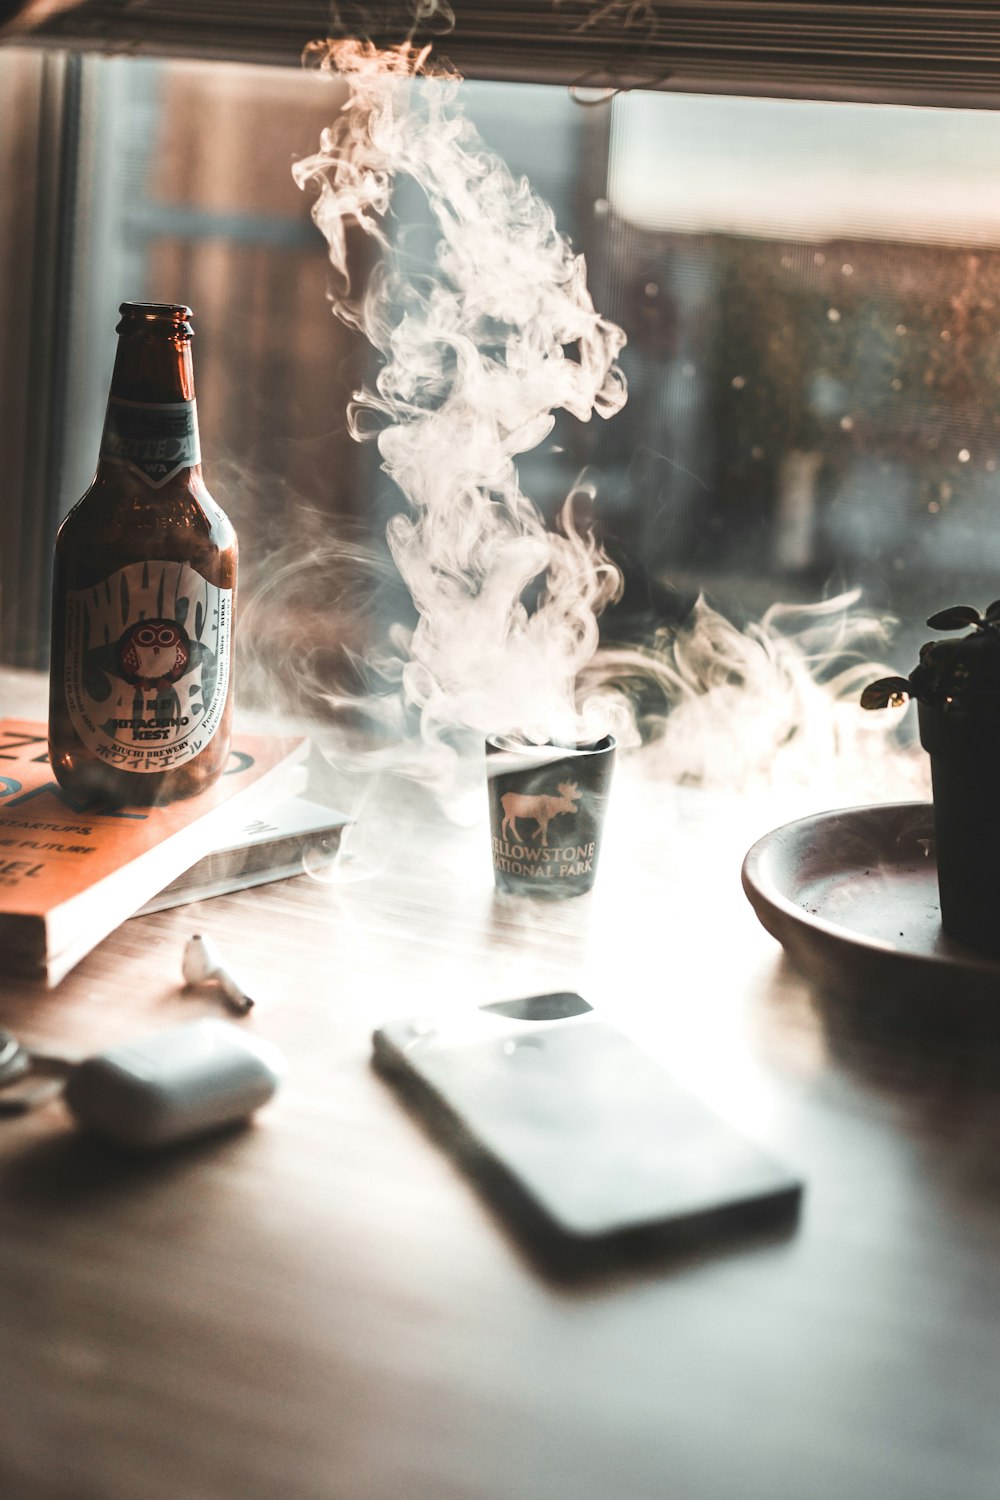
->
16 2 1000 109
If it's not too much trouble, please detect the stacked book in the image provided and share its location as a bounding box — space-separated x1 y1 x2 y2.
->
0 720 350 985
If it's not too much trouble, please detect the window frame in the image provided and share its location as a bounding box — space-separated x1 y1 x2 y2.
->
14 2 1000 112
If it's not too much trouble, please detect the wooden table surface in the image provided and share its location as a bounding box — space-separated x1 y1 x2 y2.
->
2 673 999 1500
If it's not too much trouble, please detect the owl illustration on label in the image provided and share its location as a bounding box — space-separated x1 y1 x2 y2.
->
117 618 192 688
64 559 232 772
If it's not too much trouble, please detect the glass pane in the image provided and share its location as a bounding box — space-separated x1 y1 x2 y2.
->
17 54 1000 776
604 90 1000 666
59 56 366 518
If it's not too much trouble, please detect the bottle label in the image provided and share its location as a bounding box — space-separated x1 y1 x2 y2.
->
63 560 232 774
99 398 201 488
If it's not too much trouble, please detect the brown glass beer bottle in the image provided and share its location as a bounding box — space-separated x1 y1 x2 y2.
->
48 302 237 806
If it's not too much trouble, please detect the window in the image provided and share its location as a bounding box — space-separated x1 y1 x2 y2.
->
4 36 1000 721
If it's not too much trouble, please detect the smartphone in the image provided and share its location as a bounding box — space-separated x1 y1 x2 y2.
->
372 993 802 1274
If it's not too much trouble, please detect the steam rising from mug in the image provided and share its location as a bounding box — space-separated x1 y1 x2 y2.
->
285 34 924 817
292 40 627 751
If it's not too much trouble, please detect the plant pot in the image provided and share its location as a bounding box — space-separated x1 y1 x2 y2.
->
918 699 1000 958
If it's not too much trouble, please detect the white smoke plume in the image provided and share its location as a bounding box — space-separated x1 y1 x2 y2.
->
283 35 923 817
583 589 929 802
292 40 627 758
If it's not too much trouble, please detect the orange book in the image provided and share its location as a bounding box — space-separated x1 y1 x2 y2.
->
0 720 309 986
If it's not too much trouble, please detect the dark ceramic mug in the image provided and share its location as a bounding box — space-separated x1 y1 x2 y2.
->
486 734 616 898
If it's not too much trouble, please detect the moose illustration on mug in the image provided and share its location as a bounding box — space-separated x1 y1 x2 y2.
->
499 781 581 846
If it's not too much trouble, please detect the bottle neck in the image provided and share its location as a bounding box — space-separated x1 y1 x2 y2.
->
109 319 196 403
99 327 202 490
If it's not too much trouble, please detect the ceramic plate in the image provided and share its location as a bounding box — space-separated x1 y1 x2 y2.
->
741 802 1000 1012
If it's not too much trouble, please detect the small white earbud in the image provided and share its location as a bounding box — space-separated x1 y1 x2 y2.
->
182 933 254 1015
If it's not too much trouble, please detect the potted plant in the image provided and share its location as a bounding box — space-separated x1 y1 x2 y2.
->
863 602 1000 957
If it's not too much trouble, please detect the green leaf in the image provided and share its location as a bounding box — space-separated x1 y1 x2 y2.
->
926 605 982 631
860 677 911 710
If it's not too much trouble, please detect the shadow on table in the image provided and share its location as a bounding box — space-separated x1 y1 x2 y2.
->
768 950 1000 1203
0 1113 255 1209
